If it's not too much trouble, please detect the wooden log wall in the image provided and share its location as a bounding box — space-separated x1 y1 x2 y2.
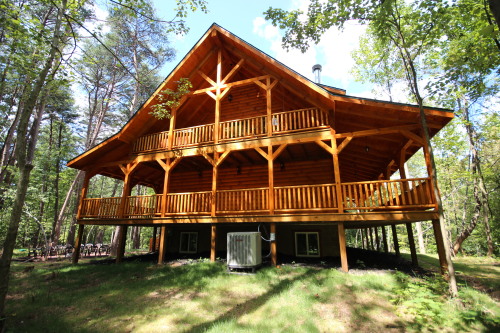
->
168 159 335 194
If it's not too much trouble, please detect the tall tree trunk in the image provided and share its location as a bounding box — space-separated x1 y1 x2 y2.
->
452 102 492 255
389 14 458 296
51 121 63 243
0 2 67 325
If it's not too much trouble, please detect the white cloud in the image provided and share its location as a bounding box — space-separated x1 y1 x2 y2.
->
252 3 367 92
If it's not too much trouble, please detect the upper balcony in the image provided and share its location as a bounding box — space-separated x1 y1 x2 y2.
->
131 108 329 154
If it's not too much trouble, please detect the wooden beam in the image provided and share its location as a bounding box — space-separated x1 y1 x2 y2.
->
216 150 231 167
116 225 128 263
268 145 275 214
330 130 344 213
221 58 244 84
266 77 273 137
76 171 95 219
158 226 167 264
400 130 425 146
368 227 374 250
211 152 219 216
254 146 269 160
337 136 353 154
315 140 334 155
338 222 348 272
72 224 85 264
406 223 418 266
210 224 217 262
432 219 448 275
374 227 380 251
382 226 388 253
391 224 400 256
198 70 217 86
335 124 420 139
192 75 271 95
152 227 157 252
271 144 288 160
270 222 277 266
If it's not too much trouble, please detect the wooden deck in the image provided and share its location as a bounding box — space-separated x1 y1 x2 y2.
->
78 178 435 223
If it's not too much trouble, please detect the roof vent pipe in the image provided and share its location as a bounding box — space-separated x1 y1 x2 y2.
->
312 64 322 84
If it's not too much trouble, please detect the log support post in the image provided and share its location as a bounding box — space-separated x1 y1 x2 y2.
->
432 219 448 275
116 225 128 263
72 224 85 264
152 227 157 252
374 227 380 251
381 226 389 253
368 227 374 250
391 224 400 256
270 222 277 266
338 222 348 272
210 224 217 262
158 225 168 264
406 223 418 266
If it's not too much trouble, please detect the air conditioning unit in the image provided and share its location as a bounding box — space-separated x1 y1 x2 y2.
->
227 232 262 271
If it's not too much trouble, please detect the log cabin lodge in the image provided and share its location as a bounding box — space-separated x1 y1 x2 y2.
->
67 24 454 272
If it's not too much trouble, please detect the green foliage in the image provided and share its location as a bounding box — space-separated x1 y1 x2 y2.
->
149 78 193 120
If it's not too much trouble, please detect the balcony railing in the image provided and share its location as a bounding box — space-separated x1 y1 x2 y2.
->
79 178 435 219
132 108 328 154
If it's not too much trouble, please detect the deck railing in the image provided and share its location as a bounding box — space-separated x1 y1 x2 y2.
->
272 108 328 133
172 124 214 147
166 191 211 214
79 178 434 219
132 108 327 154
342 178 434 211
80 197 121 219
125 195 162 218
275 184 338 212
217 188 269 213
219 115 267 141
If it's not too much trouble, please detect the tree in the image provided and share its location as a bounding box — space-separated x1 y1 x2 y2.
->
265 0 464 296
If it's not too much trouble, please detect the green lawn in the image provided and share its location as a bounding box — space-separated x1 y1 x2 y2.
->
4 254 499 332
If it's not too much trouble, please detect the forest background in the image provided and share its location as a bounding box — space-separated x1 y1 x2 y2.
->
0 0 498 315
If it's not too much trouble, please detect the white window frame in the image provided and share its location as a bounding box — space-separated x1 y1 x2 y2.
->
294 232 320 257
179 232 198 254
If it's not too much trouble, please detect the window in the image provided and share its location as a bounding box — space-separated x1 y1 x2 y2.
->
179 232 198 253
295 232 320 257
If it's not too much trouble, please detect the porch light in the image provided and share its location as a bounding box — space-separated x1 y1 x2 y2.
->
228 94 233 102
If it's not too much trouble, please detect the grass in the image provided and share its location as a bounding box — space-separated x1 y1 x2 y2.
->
4 254 499 332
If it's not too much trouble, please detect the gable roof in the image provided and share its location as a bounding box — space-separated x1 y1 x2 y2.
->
67 23 453 182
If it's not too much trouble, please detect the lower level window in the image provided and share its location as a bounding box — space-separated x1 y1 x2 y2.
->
179 232 198 253
295 232 320 257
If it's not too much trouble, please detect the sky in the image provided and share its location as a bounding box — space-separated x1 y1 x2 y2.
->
151 0 374 98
